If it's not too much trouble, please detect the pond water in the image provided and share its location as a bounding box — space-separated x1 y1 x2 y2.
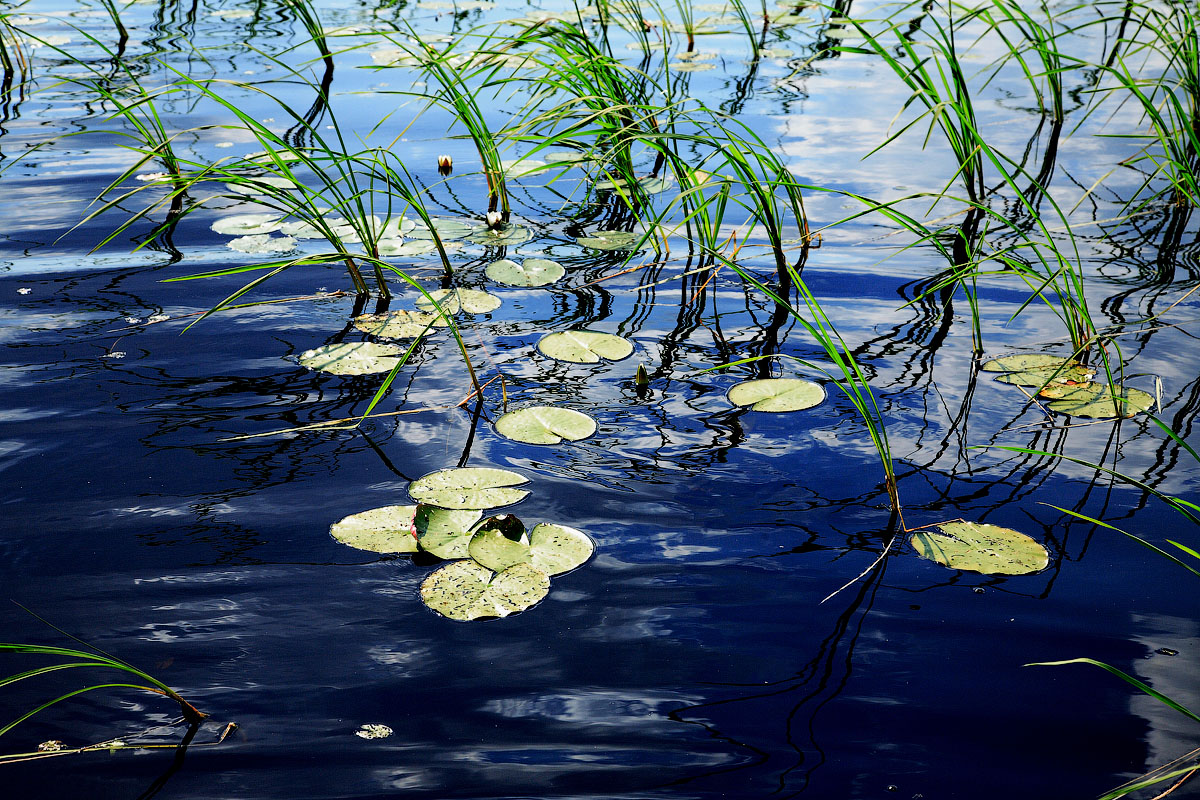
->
0 0 1198 798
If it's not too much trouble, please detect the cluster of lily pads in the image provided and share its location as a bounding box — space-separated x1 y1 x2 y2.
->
330 467 593 620
980 353 1156 419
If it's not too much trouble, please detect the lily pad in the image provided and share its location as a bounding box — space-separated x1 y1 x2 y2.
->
297 341 406 375
414 505 485 559
467 224 533 246
485 258 565 287
376 239 436 257
211 213 281 235
409 467 530 510
673 60 715 72
415 288 502 319
420 560 550 620
500 158 547 176
468 522 594 575
495 406 597 444
980 353 1078 372
224 176 298 197
993 365 1094 387
1046 385 1155 419
911 521 1049 575
727 378 825 412
537 330 633 363
576 230 640 250
408 219 475 241
353 310 437 339
227 234 297 254
1036 382 1104 401
329 504 472 554
544 150 593 165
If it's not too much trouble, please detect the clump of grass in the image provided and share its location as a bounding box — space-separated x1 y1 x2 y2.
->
990 418 1199 798
0 641 206 736
837 2 1096 353
1092 0 1200 211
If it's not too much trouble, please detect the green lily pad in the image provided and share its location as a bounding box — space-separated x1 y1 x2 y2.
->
544 150 593 165
377 239 436 257
468 522 594 575
500 158 547 176
408 219 475 241
1046 385 1155 419
1036 382 1103 401
414 505 485 559
353 310 437 340
329 504 480 556
409 467 530 510
537 330 634 363
330 504 421 553
297 341 407 375
911 521 1049 575
415 288 503 320
980 353 1078 372
727 378 825 412
576 230 640 250
211 213 281 235
420 560 550 620
495 406 597 444
467 224 533 246
993 365 1094 386
673 60 715 72
485 258 565 287
224 176 298 197
227 234 297 254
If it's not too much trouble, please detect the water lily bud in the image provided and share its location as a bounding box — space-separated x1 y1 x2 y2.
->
437 154 452 175
486 211 503 230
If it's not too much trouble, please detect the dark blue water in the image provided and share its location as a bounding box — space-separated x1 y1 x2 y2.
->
0 1 1198 798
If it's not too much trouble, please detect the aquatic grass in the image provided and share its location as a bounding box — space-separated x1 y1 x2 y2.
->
990 418 1199 797
1090 0 1200 212
0 642 206 735
379 26 516 226
837 3 1096 352
498 17 678 213
973 0 1070 123
0 9 31 95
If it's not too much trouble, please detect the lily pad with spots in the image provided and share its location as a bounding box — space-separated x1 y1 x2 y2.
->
1046 384 1155 419
211 213 281 235
544 150 593 165
407 219 475 241
468 522 594 576
500 158 547 176
353 310 438 340
494 406 596 444
576 230 640 250
297 341 407 375
227 234 297 254
727 378 825 412
467 224 533 246
993 365 1094 387
409 467 530 510
414 505 485 559
415 288 502 320
980 353 1079 372
330 503 479 555
377 239 436 257
537 330 633 363
420 560 550 620
485 257 565 287
672 60 715 72
911 521 1049 575
330 504 422 553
